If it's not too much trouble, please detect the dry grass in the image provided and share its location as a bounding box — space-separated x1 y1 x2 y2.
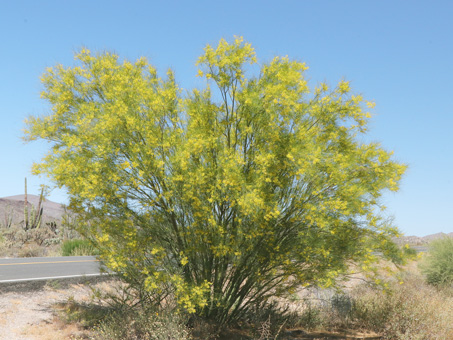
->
283 261 453 340
348 272 453 339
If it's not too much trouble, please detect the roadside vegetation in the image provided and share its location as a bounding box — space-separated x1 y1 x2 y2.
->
0 209 80 258
0 223 96 257
55 256 453 340
290 261 453 340
419 237 453 287
61 239 99 256
0 180 94 258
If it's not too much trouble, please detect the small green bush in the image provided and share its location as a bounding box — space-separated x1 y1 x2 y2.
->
61 239 98 256
419 237 453 286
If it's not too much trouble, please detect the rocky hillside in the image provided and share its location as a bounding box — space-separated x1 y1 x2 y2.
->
0 194 66 228
395 232 453 246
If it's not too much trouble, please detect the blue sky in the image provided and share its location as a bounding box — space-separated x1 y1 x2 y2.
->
1 0 452 236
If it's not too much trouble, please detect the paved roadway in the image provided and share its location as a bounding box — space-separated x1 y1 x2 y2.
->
0 256 103 283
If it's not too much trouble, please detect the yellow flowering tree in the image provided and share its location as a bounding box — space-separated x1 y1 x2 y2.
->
25 37 406 325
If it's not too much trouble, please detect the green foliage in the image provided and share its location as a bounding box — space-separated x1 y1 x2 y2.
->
402 245 417 258
25 37 407 325
61 239 98 256
297 301 326 330
419 237 453 286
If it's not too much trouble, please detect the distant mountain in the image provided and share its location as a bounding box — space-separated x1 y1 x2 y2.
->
0 195 66 227
394 232 453 246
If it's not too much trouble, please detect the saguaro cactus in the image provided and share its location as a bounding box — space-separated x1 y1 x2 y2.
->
24 177 29 229
2 206 13 228
24 178 44 231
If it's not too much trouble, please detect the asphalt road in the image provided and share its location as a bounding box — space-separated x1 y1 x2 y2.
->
0 256 103 283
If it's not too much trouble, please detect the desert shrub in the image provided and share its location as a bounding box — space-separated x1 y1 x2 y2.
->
92 309 191 340
71 243 100 256
296 301 326 330
0 229 17 257
346 273 453 340
27 36 408 327
59 284 190 340
419 237 453 286
44 237 62 246
27 227 57 246
60 209 82 240
2 226 27 244
240 301 298 339
402 245 417 257
282 270 452 340
62 239 98 256
18 243 45 257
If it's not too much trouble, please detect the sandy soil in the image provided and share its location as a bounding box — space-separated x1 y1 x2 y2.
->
0 278 105 340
